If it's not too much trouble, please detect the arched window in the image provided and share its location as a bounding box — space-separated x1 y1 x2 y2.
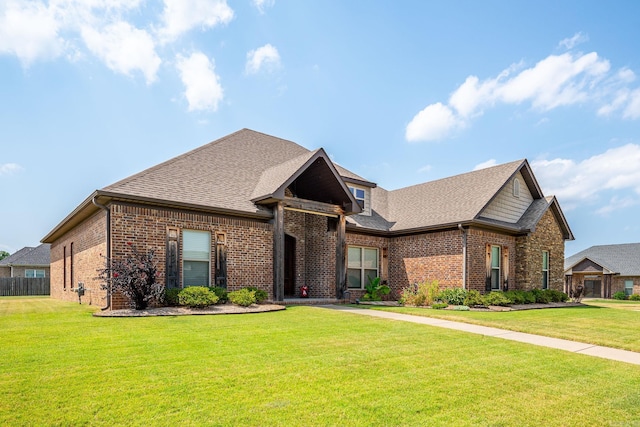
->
513 178 521 197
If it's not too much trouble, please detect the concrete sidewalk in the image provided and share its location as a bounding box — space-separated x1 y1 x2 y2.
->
321 305 640 366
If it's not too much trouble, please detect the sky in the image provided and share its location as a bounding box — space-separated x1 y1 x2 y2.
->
2 0 640 258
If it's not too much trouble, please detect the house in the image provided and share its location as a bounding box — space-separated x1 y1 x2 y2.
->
0 244 51 278
564 243 640 298
42 129 574 309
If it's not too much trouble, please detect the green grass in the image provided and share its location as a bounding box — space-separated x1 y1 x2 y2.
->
367 302 640 352
1 297 640 426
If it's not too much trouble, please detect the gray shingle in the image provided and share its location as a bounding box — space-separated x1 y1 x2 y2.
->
0 244 50 266
565 243 640 275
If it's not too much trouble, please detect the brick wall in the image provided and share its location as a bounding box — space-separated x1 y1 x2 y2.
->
466 228 516 293
345 232 390 301
515 209 565 291
50 209 107 306
612 276 640 296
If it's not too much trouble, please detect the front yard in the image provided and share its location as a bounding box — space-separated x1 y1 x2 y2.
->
1 297 639 426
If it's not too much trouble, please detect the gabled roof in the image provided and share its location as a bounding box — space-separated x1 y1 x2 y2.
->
564 243 640 276
0 244 50 267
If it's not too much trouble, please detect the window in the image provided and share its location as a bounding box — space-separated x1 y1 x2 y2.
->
542 251 550 289
491 245 501 290
70 242 74 290
625 280 634 296
25 269 45 278
513 178 521 197
63 246 67 289
347 246 378 289
183 230 211 287
348 186 365 209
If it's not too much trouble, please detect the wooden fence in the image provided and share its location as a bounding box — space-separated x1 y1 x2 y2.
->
0 277 50 296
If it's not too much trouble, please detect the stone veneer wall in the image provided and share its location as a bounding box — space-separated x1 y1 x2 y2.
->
515 209 565 291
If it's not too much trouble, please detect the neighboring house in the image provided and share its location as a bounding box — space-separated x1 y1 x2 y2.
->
42 129 574 309
0 244 51 278
564 243 640 298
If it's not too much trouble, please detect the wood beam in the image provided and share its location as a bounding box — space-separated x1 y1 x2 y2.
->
273 202 284 301
284 196 343 217
335 214 346 299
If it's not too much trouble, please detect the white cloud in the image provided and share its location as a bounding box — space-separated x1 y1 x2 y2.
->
0 0 63 65
245 43 281 74
595 196 638 216
405 102 461 142
558 32 589 50
81 21 160 84
158 0 233 42
532 143 640 214
176 52 224 112
0 163 23 175
473 159 497 171
417 164 432 173
405 42 640 142
252 0 274 14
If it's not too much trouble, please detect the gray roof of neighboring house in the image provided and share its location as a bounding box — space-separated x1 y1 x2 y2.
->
0 244 50 267
43 128 572 242
564 243 640 276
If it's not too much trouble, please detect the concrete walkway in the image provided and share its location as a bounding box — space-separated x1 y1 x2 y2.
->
321 305 640 366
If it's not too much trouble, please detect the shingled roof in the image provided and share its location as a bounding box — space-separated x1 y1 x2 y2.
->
565 243 640 276
0 244 50 267
43 128 573 242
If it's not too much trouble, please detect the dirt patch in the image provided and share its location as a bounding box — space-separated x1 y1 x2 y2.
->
93 303 286 317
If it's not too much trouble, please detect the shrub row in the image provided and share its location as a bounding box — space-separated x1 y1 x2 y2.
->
164 286 268 308
400 281 569 308
613 291 640 301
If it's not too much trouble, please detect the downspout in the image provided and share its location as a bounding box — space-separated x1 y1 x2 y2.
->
93 196 111 310
458 224 467 290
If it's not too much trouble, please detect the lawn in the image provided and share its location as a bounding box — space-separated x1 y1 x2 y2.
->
1 297 640 426
368 300 640 352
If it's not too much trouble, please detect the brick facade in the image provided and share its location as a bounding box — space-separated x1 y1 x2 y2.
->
466 228 517 293
515 209 565 291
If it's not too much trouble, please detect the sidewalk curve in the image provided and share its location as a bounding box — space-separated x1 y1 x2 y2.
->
320 305 640 366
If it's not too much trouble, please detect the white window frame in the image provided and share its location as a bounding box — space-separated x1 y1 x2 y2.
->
490 245 501 290
25 269 45 278
513 178 521 197
542 251 550 290
348 186 366 210
182 230 211 287
347 246 379 289
625 280 634 296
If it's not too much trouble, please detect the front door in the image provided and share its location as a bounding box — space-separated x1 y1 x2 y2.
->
584 280 601 298
284 234 296 297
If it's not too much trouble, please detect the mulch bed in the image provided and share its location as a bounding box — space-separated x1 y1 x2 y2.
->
93 303 286 317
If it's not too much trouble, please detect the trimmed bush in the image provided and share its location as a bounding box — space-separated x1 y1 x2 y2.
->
164 287 181 306
530 288 551 304
209 286 229 304
463 290 484 307
178 286 219 308
544 289 569 303
452 305 470 311
629 294 640 301
613 291 628 300
437 288 467 306
245 287 268 303
228 289 256 307
504 290 526 305
432 303 448 310
483 292 511 306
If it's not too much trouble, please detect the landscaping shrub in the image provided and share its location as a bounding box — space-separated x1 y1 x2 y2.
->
399 280 440 306
452 305 470 311
629 294 640 301
228 288 256 307
530 288 551 304
164 287 181 306
361 277 390 301
245 287 268 303
437 288 467 305
463 290 484 307
523 290 537 304
178 286 219 308
209 286 229 304
504 290 526 305
613 291 628 300
544 289 569 302
482 292 511 306
432 303 448 310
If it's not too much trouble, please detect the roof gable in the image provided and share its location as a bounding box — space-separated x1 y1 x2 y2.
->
565 243 640 275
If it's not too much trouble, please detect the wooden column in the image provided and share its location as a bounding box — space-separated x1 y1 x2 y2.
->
335 214 346 299
273 202 285 302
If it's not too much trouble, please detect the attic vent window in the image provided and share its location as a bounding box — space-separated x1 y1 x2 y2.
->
349 186 365 209
513 178 521 198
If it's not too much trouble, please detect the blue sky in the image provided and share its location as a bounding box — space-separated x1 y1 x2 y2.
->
2 1 640 258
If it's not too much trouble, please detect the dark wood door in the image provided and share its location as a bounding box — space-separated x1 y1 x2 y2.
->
284 235 296 297
584 280 601 298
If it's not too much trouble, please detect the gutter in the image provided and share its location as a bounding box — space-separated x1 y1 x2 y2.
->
458 224 467 290
92 197 111 310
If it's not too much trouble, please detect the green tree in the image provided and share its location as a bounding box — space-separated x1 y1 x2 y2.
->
0 251 9 261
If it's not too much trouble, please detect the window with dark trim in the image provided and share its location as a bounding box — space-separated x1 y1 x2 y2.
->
70 242 74 290
63 246 67 290
182 230 211 287
542 251 550 290
490 245 501 290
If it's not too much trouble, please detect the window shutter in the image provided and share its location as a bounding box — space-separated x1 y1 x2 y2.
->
485 244 492 292
502 247 509 291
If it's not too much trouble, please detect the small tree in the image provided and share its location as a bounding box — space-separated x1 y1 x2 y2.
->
0 251 9 261
97 244 164 310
